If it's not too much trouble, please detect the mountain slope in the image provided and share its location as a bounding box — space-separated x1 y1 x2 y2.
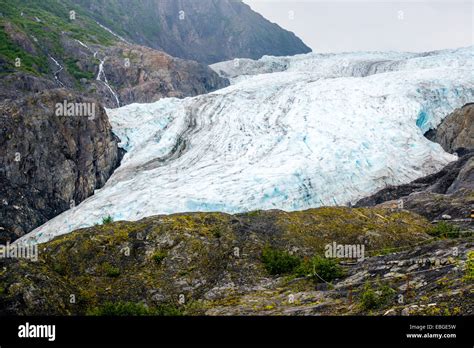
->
0 0 229 107
70 0 312 64
16 47 474 246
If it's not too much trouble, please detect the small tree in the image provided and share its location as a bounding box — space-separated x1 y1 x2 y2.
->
102 215 114 225
261 246 301 275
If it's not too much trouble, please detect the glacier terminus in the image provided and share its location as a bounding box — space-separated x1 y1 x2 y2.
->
17 47 474 245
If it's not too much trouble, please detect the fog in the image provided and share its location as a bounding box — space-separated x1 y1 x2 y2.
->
244 0 474 53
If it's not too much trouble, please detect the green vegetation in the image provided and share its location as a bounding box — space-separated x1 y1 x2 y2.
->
420 303 462 316
0 0 116 78
52 262 66 275
295 255 345 283
151 251 167 265
428 222 461 239
211 227 222 239
0 209 441 316
278 207 430 254
464 251 474 282
64 57 94 80
261 246 301 275
102 262 120 278
0 0 115 45
68 0 159 46
261 247 344 283
101 215 114 225
0 26 49 75
359 279 396 310
86 301 183 316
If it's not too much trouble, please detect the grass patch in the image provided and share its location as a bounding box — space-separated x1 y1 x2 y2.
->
428 222 461 239
52 263 66 275
211 227 221 239
0 0 116 77
261 247 345 283
0 25 49 75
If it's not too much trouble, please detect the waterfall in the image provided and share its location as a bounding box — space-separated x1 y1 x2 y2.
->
96 57 121 108
49 56 64 87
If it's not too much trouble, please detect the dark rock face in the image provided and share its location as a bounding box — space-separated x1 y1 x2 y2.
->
392 189 473 223
425 104 474 153
97 43 230 106
356 105 474 221
0 89 123 243
71 0 312 64
0 73 57 100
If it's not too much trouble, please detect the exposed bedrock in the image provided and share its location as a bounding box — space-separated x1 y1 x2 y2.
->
0 89 124 243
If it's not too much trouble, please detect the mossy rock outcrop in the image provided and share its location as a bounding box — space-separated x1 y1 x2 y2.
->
2 207 471 316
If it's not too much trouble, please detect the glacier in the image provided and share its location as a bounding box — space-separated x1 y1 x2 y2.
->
16 46 474 245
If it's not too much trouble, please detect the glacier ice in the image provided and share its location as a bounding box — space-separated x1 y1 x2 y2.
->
16 47 474 245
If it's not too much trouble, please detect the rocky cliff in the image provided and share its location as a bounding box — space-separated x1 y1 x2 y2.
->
425 103 474 153
96 43 229 106
0 89 123 243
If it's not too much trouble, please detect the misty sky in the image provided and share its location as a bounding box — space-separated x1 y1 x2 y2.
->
243 0 474 53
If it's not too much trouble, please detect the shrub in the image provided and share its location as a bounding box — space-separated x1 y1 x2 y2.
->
464 251 474 282
296 255 345 282
87 302 183 316
261 247 301 275
52 263 66 275
211 228 222 238
428 222 461 239
152 251 167 265
102 215 114 225
359 279 396 310
102 263 120 277
360 283 379 310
